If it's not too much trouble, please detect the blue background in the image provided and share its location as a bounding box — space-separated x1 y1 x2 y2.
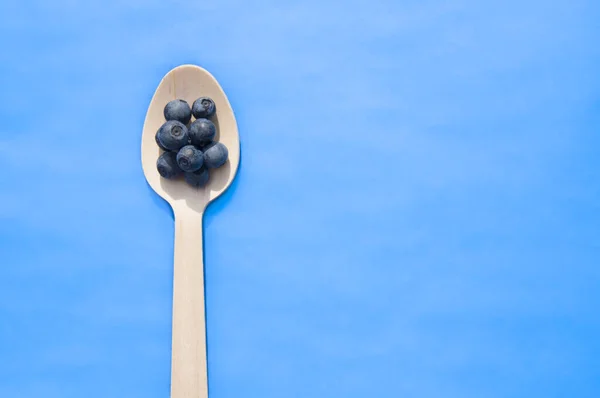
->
1 1 599 397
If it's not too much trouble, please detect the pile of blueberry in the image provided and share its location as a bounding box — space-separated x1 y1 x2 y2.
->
156 97 228 187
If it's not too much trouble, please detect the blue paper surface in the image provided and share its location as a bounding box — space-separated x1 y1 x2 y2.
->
1 1 599 397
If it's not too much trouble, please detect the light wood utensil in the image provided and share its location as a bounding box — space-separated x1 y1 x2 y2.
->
141 65 240 398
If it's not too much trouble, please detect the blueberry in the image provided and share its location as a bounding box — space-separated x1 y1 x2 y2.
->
192 97 216 119
157 152 183 179
203 142 228 168
189 118 216 146
164 99 192 124
176 145 204 172
184 167 210 187
157 121 189 151
155 128 169 151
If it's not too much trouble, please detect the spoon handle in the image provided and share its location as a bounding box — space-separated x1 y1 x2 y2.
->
171 209 208 398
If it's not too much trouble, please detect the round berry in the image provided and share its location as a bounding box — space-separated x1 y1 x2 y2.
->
189 118 216 146
192 97 216 119
156 152 183 179
203 142 228 169
157 121 189 152
164 99 192 124
176 145 204 172
185 167 210 187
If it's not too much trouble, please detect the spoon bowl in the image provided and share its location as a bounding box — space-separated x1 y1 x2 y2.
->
142 64 240 213
141 64 239 398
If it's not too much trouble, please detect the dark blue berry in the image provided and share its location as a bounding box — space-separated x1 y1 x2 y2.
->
176 145 204 172
189 119 216 146
184 167 210 187
203 142 228 168
164 99 192 124
192 97 216 119
157 121 189 151
157 152 183 179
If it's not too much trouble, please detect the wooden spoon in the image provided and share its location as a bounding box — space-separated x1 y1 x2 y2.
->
141 65 240 398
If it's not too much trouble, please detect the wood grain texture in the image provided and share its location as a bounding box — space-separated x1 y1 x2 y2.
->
141 65 240 398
